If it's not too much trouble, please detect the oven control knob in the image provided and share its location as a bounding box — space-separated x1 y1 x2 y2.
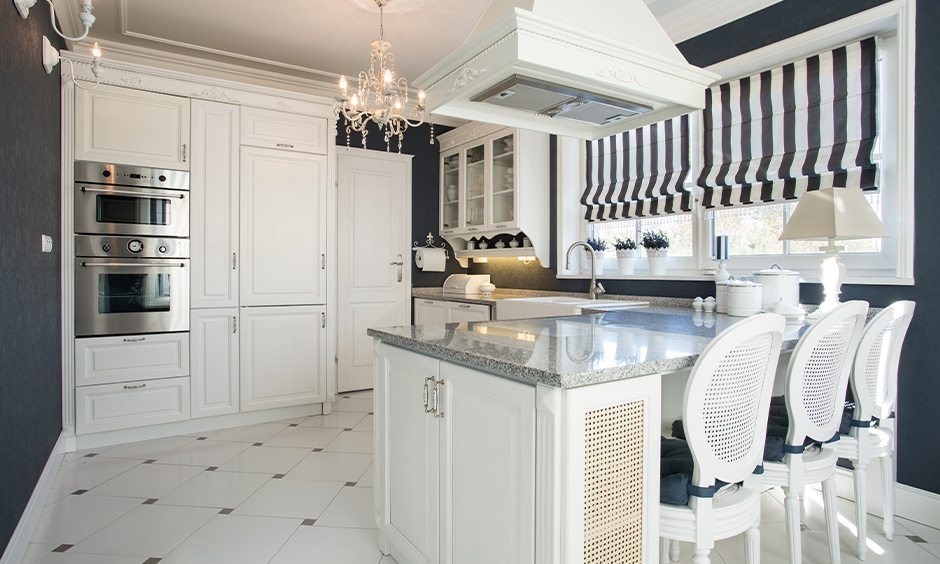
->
127 240 144 253
101 243 112 253
102 170 111 178
158 245 167 254
158 175 167 182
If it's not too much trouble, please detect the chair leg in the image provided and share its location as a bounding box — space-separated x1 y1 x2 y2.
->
670 539 680 562
854 462 868 561
881 455 896 541
744 524 760 564
823 477 842 564
783 486 802 564
692 548 711 564
660 537 670 564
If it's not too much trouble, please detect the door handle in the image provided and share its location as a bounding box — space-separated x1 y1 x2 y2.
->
391 253 404 283
432 378 444 418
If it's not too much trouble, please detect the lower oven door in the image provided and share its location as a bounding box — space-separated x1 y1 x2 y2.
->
75 257 190 337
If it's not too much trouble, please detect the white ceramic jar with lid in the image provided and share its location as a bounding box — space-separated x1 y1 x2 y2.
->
752 264 800 309
726 280 763 317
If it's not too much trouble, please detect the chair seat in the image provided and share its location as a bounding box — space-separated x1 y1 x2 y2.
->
659 483 761 542
835 427 894 461
762 444 839 487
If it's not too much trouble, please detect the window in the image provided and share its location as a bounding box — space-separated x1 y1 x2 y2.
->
563 3 913 283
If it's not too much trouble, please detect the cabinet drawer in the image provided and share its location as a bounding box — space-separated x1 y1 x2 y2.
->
76 333 190 386
240 107 327 154
76 376 191 435
448 302 491 322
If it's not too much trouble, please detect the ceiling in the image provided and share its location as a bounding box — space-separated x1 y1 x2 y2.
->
57 0 782 92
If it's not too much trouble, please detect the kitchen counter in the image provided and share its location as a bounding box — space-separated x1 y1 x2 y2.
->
411 286 693 309
368 306 808 388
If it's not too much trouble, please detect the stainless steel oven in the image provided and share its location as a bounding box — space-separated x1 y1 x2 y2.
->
74 235 190 337
74 162 189 238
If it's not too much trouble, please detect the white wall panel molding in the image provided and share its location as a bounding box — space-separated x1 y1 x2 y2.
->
648 0 784 44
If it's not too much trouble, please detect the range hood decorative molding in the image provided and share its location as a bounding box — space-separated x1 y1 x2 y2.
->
415 0 719 140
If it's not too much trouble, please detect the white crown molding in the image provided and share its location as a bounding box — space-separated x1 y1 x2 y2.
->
651 0 784 44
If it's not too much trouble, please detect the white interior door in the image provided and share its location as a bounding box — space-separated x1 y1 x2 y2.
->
337 149 412 392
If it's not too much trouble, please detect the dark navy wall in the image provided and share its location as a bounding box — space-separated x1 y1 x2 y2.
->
412 0 939 494
0 6 65 553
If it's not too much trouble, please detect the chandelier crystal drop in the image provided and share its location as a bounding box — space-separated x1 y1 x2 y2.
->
334 0 433 152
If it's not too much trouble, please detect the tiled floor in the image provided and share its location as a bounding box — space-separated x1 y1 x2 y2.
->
23 390 940 564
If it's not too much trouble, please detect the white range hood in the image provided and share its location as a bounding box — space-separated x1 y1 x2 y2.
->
414 0 720 140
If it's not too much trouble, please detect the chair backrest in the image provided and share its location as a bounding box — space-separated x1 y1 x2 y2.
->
851 301 915 422
683 313 786 490
784 301 869 446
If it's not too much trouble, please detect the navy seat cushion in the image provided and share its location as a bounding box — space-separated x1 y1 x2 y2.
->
660 437 694 505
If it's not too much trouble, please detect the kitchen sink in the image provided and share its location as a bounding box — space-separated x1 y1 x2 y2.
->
495 297 648 320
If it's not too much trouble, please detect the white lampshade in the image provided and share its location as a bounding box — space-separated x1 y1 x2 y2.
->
778 186 889 241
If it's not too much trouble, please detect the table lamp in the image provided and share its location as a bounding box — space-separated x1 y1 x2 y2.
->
778 186 888 318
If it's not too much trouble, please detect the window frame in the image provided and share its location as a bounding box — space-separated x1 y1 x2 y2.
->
556 0 915 285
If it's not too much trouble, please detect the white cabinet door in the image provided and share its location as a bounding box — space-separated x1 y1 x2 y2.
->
240 305 326 411
191 100 239 309
75 84 191 170
191 308 239 418
413 298 447 325
446 302 491 323
440 362 535 564
75 333 189 387
76 376 190 435
240 147 327 306
240 107 328 155
375 343 440 564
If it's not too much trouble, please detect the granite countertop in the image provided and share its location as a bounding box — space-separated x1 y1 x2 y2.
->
368 306 809 389
411 287 692 308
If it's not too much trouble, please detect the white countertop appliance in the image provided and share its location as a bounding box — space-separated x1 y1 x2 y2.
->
443 274 492 295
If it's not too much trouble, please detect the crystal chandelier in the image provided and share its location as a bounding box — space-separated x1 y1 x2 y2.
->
334 0 432 151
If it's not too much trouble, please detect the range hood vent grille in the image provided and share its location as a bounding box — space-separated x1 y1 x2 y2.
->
470 75 652 126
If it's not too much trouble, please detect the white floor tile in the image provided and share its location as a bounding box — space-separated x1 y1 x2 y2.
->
29 553 145 564
157 470 270 508
379 556 399 564
22 543 57 564
315 486 377 529
217 445 310 474
285 452 373 483
269 526 383 564
300 411 367 429
265 426 344 449
86 463 205 499
357 463 374 487
31 494 143 545
354 414 374 433
233 479 344 519
921 542 940 560
69 504 218 558
897 516 940 543
62 448 111 464
324 431 374 454
52 457 140 491
155 438 252 467
208 422 290 443
331 398 374 413
96 435 195 461
275 416 309 425
44 488 74 507
160 514 301 564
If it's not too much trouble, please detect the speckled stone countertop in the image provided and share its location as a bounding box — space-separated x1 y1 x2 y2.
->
368 306 809 389
411 287 692 308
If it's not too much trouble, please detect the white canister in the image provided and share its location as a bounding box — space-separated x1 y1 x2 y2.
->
753 265 800 309
726 280 763 317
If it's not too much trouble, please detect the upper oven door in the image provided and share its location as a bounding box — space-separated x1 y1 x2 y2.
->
74 183 189 238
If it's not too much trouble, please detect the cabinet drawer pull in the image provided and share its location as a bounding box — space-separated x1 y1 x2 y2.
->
232 316 237 334
494 224 507 228
423 300 434 305
432 378 444 418
182 144 187 163
423 377 434 413
123 383 147 390
277 143 295 149
458 304 471 308
123 337 145 342
232 252 237 270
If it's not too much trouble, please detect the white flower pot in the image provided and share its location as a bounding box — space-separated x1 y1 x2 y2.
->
593 250 606 274
616 249 636 275
646 248 668 276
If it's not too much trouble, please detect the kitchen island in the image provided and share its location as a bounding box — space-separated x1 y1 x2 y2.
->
368 308 808 564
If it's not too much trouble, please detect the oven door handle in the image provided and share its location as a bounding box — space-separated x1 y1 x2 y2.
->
80 262 186 268
80 186 186 199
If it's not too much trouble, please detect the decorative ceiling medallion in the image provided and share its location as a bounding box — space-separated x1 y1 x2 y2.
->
345 0 425 14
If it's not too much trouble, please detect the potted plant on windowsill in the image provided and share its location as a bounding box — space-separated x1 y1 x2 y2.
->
642 230 670 276
586 236 608 274
614 237 637 275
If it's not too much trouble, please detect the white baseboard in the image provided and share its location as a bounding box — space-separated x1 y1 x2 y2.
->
897 484 940 530
0 433 66 564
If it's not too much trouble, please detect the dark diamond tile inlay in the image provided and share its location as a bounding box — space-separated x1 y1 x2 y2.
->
219 508 234 515
253 442 264 446
345 481 357 487
143 498 159 505
143 459 157 464
71 489 88 496
343 428 354 431
84 453 98 458
143 558 162 564
273 474 286 479
301 518 317 526
206 467 218 472
289 423 299 427
52 544 73 553
312 448 323 452
908 535 927 543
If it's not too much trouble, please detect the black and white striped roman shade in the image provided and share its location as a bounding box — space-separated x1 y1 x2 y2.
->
581 115 693 222
698 37 878 209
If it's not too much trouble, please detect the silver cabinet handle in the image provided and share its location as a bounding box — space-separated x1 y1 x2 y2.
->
391 253 404 283
321 254 326 270
432 378 444 418
81 262 185 268
124 383 147 390
123 337 145 342
80 186 185 199
458 304 471 309
232 316 237 334
321 312 326 328
277 143 295 149
232 252 237 270
182 144 187 163
424 377 434 413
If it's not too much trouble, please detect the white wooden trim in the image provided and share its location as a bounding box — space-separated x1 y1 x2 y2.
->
60 73 76 435
651 0 784 44
897 484 940 531
0 434 66 564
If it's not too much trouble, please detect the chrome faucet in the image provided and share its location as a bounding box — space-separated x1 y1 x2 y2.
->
565 241 605 300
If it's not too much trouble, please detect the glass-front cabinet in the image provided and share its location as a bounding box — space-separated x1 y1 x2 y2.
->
464 142 486 231
489 132 516 229
441 151 461 233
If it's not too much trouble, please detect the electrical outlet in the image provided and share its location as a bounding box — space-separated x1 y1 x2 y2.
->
42 234 53 253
